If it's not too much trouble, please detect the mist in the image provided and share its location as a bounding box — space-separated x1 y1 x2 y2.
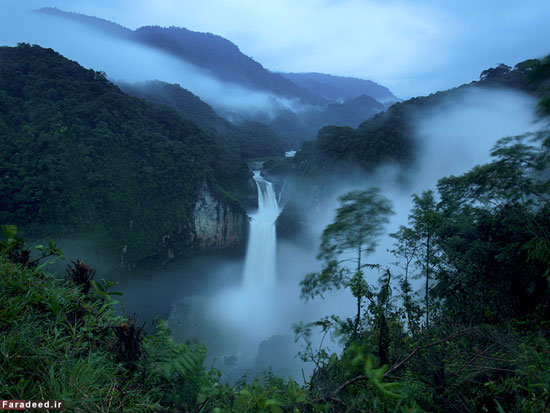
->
27 67 540 382
3 2 545 386
115 86 539 383
261 87 542 364
285 87 541 288
0 6 302 117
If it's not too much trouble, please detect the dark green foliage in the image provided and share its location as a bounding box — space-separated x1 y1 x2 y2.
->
295 55 550 176
301 188 394 301
317 188 394 264
0 224 63 268
295 99 417 175
433 134 550 323
0 235 159 411
228 121 287 159
66 260 96 295
263 94 387 145
293 132 550 412
3 134 550 411
118 80 233 136
3 42 550 411
479 63 512 81
395 136 549 410
475 56 550 117
0 224 32 266
390 226 422 335
294 320 421 412
0 44 250 265
142 319 212 410
120 80 289 158
0 230 317 412
301 188 394 342
407 190 440 328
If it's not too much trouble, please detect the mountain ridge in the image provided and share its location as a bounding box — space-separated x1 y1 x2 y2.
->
292 57 550 176
0 44 253 267
37 7 323 104
36 7 396 107
281 72 400 105
117 80 289 157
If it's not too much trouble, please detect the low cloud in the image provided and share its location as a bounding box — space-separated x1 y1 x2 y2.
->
278 87 543 297
8 0 548 98
0 4 302 116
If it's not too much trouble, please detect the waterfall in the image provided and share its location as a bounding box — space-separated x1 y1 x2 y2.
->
243 171 280 290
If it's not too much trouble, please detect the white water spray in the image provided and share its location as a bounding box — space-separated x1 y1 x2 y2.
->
243 171 280 290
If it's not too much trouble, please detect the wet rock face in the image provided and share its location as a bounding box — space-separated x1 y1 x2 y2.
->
192 184 247 250
118 184 248 269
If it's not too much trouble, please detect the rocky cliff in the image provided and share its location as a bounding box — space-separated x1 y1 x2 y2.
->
192 183 247 250
119 183 248 269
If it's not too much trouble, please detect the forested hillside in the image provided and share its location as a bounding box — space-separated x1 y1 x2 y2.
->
281 72 399 105
119 80 288 157
118 80 233 136
294 57 550 175
33 8 400 148
119 80 386 152
263 93 387 144
38 7 324 105
0 43 252 266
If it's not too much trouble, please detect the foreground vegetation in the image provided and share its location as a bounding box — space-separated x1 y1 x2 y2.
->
0 226 310 412
296 132 550 411
2 128 549 411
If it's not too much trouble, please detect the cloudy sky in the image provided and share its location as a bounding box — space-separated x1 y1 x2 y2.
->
2 0 550 98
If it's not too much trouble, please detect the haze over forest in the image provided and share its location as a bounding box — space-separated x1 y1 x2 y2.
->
3 0 550 97
1 1 550 412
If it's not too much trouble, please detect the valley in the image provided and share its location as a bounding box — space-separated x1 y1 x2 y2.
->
1 3 550 412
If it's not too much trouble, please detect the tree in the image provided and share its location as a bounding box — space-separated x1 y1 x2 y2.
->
301 187 394 339
408 190 440 329
480 63 512 81
389 225 421 335
433 134 550 322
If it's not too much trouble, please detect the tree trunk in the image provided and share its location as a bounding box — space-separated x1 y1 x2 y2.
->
404 269 415 336
425 234 430 329
378 313 389 366
354 295 361 339
353 246 362 339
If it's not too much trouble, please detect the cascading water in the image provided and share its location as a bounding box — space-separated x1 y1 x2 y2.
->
166 170 314 380
167 169 303 379
243 171 280 290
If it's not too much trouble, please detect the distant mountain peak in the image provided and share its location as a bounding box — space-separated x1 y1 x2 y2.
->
34 7 398 106
280 72 400 106
35 7 324 104
38 7 132 38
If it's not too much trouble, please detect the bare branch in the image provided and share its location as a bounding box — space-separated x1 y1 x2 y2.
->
384 328 472 377
333 375 368 396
